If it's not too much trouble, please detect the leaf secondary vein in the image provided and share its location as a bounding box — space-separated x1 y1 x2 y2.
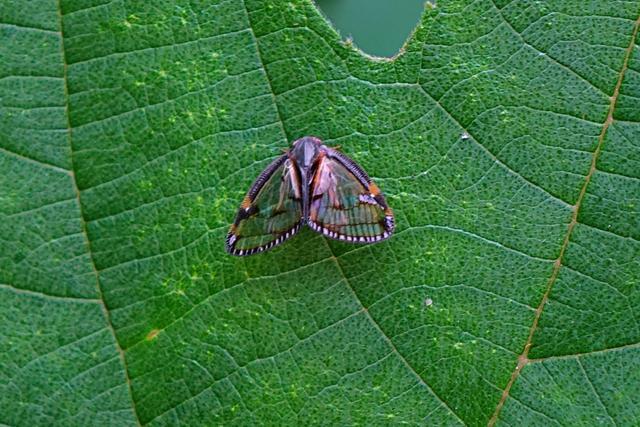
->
323 239 466 425
576 358 616 425
417 86 574 209
528 340 640 364
55 1 141 424
0 146 69 173
0 283 100 304
240 0 291 143
141 307 365 424
239 1 464 421
488 13 640 426
489 0 611 98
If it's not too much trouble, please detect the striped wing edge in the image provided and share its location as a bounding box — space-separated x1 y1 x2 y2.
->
226 154 303 256
308 147 395 243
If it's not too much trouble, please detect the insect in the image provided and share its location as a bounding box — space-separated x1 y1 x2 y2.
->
225 136 394 256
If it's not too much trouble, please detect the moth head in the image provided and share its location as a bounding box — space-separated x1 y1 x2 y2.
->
291 136 322 168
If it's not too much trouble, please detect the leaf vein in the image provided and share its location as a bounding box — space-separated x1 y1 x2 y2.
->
528 340 640 363
56 1 141 423
488 12 640 426
576 358 617 426
489 0 612 98
0 283 100 303
68 28 251 67
324 239 466 425
416 86 574 208
0 146 70 174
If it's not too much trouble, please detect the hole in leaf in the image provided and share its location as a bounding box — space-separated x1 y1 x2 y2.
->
314 0 427 58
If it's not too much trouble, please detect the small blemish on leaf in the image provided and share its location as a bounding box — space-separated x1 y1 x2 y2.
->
146 329 161 341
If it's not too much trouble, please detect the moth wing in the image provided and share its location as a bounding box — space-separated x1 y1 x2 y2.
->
308 149 394 243
226 155 303 256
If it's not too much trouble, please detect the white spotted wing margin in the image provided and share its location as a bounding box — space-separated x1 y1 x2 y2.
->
307 146 394 244
225 153 304 256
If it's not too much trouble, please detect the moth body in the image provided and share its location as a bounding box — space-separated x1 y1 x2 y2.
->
226 136 394 256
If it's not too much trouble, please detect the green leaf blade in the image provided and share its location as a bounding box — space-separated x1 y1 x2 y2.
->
2 0 639 425
0 2 137 424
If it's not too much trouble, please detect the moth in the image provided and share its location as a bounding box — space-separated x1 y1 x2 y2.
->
226 136 394 256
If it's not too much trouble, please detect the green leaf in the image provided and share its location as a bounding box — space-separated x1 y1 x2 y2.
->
1 0 639 425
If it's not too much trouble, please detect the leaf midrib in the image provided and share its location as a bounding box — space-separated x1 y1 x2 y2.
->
488 12 640 426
